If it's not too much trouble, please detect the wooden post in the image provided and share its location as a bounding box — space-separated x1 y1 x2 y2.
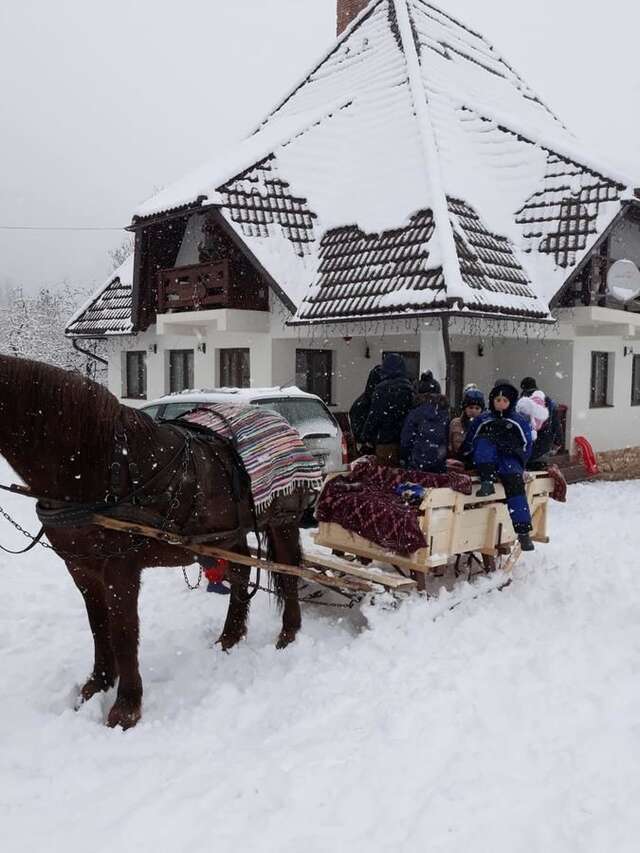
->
441 315 452 402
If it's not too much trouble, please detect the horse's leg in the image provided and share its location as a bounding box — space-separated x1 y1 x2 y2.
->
267 525 302 649
102 559 143 730
66 563 117 704
217 537 251 652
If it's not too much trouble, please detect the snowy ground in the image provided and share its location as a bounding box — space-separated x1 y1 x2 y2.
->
1 459 639 853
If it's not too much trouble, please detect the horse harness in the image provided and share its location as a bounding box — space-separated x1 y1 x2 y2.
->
0 417 259 560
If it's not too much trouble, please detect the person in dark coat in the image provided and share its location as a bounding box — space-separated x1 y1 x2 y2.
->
520 377 564 468
349 364 384 454
401 372 449 473
360 353 414 466
463 380 535 551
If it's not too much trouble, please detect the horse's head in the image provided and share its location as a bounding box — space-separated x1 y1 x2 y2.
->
0 355 127 500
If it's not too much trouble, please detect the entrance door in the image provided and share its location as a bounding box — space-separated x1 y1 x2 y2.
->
295 349 333 403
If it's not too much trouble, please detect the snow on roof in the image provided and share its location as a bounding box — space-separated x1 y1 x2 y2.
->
65 255 134 338
131 0 633 325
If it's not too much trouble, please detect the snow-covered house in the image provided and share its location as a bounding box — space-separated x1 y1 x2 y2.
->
67 0 640 466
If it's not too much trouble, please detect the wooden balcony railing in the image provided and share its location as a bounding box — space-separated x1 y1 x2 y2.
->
157 260 269 314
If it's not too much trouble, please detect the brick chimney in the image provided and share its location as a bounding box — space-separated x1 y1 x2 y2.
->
337 0 370 35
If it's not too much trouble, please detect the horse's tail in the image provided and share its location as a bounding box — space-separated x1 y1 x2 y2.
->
265 524 302 609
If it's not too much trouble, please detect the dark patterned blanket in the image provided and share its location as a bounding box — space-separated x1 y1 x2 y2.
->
316 457 473 556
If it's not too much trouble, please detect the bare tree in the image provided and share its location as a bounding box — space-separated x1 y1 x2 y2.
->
108 235 134 271
0 284 107 382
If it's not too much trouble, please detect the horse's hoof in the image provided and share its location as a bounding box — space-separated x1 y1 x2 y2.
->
77 675 115 708
216 631 245 653
106 699 141 730
276 629 298 650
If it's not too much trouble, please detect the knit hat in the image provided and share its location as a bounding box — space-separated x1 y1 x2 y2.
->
462 388 485 410
418 370 441 395
520 376 538 394
489 380 519 411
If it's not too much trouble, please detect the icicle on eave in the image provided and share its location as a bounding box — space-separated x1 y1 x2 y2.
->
393 0 468 306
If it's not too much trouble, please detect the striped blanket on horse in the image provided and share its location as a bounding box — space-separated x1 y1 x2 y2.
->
183 403 323 515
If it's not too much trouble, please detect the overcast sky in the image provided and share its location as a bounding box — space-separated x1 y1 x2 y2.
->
1 0 638 293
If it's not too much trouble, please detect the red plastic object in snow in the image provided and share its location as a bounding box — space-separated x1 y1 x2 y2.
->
574 436 599 476
203 559 229 585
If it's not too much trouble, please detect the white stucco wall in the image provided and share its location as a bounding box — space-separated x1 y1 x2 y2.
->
106 309 640 454
569 335 640 452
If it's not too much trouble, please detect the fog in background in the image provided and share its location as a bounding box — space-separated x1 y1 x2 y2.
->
1 0 638 294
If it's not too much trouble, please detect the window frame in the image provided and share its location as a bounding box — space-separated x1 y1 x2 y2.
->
125 351 147 400
632 354 640 406
590 351 613 409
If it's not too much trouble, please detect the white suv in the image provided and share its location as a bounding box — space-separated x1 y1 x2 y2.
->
140 386 347 475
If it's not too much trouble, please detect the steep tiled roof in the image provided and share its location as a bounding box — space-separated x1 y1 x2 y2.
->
299 210 445 322
127 0 632 327
218 156 317 256
66 256 134 338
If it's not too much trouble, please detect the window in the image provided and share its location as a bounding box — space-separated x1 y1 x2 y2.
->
296 349 333 403
125 351 146 399
254 397 336 430
382 351 420 382
590 352 612 408
220 348 250 388
141 404 161 420
162 402 201 420
632 355 640 406
169 350 194 393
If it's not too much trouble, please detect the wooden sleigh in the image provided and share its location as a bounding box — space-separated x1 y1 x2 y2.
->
91 471 553 602
313 471 554 589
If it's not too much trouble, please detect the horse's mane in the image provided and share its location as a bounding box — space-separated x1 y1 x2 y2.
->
1 356 123 449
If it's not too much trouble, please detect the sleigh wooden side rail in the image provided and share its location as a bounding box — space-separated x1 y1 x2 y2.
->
91 515 416 594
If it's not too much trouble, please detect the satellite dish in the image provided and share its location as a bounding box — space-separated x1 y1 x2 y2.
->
607 259 640 303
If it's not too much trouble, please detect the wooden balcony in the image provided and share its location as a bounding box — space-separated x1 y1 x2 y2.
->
157 260 269 314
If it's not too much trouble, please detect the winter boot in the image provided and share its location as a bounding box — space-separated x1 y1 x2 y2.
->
476 481 496 497
476 463 496 497
517 533 535 552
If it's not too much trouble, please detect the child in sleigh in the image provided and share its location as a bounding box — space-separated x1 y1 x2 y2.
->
463 381 535 552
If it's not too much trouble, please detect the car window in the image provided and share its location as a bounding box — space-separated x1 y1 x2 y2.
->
162 402 202 420
140 405 162 420
254 398 336 430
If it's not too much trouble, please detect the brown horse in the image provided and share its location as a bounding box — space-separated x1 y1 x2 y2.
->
0 355 312 729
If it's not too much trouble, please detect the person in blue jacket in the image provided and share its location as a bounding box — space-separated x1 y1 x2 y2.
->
463 380 535 551
400 372 449 473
